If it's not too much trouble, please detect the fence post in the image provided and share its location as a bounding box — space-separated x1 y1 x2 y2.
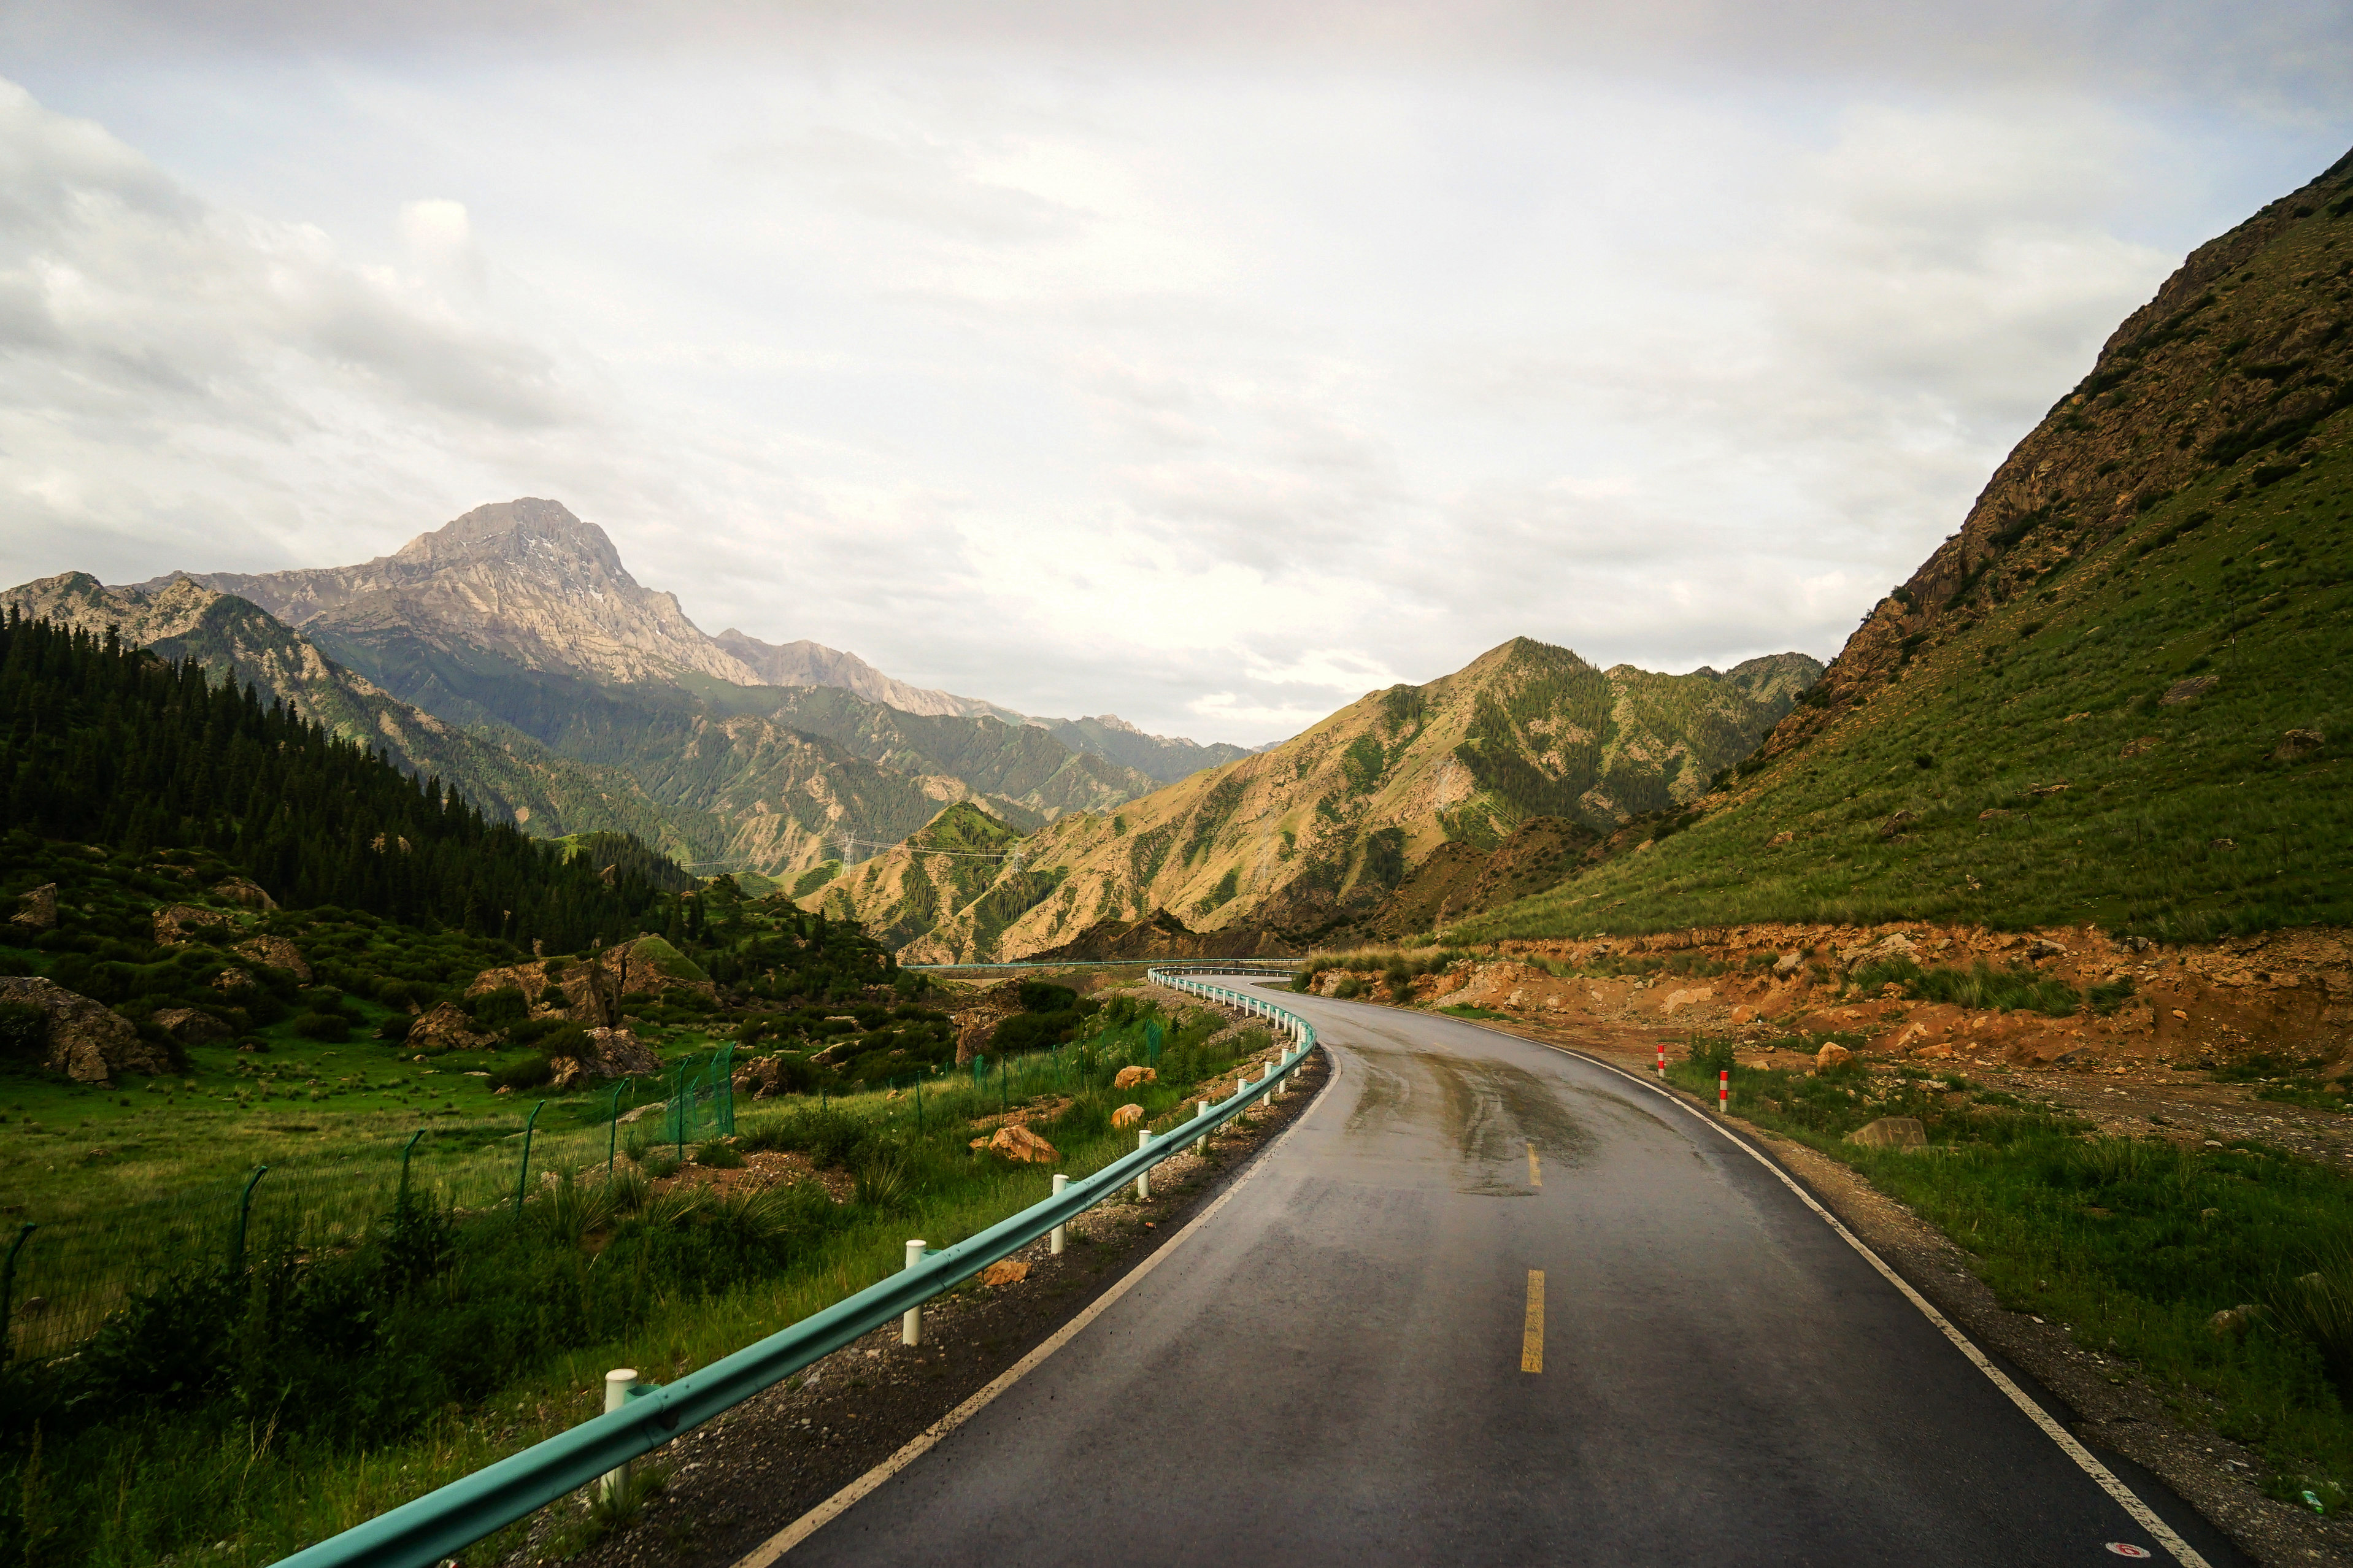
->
1134 1128 1151 1202
230 1165 269 1273
1050 1173 1069 1255
398 1129 423 1207
607 1082 628 1175
0 1221 33 1357
901 1240 926 1346
600 1369 638 1503
515 1100 546 1220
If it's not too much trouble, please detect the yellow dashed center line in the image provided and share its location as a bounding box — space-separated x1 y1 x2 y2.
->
1521 1269 1544 1374
1527 1140 1541 1188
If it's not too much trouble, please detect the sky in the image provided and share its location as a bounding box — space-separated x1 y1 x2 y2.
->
1 4 2347 744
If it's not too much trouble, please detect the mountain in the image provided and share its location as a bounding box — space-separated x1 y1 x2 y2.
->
711 628 1019 722
1455 144 2353 947
811 638 1821 960
1032 714 1253 783
0 572 680 847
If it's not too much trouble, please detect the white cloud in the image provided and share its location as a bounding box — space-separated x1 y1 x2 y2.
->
0 31 2343 744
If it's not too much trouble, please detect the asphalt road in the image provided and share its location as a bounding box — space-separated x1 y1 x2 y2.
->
779 988 2242 1567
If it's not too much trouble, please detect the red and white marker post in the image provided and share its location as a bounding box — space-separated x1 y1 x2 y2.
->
1655 1042 1666 1078
1718 1069 1730 1114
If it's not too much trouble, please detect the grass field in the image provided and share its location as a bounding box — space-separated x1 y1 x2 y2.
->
0 993 1273 1567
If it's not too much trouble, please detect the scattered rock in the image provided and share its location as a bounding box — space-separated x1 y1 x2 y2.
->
1113 1065 1158 1089
1877 810 1916 839
1816 1042 1854 1070
1771 951 1803 978
1110 1102 1146 1129
977 1259 1030 1288
1766 831 1795 847
8 883 57 932
211 966 255 993
233 935 311 983
548 1056 583 1092
1730 1005 1756 1024
408 1002 498 1051
1846 1116 1927 1151
2028 782 2071 798
1978 808 2010 821
152 904 234 946
580 1026 660 1078
2209 1304 2263 1339
980 1124 1059 1164
0 976 172 1086
2118 736 2163 759
210 877 277 911
2025 939 2067 961
2159 675 2219 705
2273 728 2324 761
2210 837 2238 851
149 1006 229 1044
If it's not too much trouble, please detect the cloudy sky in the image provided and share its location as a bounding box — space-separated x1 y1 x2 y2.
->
1 4 2347 744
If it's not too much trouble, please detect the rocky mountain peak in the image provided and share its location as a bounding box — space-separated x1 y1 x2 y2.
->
390 498 629 582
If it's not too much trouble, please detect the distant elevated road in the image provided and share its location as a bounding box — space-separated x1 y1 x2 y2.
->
766 988 2240 1567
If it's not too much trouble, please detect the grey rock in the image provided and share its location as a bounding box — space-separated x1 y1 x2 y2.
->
0 976 173 1086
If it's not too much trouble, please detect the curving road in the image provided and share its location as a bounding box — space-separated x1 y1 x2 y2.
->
769 987 2241 1567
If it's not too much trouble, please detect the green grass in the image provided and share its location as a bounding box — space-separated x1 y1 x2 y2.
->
1458 436 2353 945
1673 1043 2353 1513
0 997 1274 1566
1436 1004 1514 1021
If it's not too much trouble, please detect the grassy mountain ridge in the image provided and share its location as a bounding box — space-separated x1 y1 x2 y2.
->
1457 145 2353 946
814 639 1820 960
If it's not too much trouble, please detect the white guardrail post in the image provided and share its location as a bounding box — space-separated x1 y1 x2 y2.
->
599 1370 636 1502
1050 1173 1069 1254
901 1240 926 1345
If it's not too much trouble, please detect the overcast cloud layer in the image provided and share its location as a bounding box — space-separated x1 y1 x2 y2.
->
1 4 2347 742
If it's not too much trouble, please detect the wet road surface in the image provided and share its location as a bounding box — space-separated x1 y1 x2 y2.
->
776 988 2241 1567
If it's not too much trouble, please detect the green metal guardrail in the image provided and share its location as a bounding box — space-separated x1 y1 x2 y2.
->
272 965 1314 1568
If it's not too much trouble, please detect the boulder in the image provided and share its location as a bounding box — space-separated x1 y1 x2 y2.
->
9 883 57 932
150 1006 230 1044
1845 1116 1927 1151
0 976 172 1086
233 935 310 983
580 1026 660 1078
211 966 255 993
1113 1064 1157 1089
2275 728 2324 761
1816 1042 1854 1070
211 877 278 911
2209 1304 2263 1339
949 980 1028 1066
409 1002 498 1051
1859 932 1919 961
978 1258 1031 1287
548 1056 584 1092
982 1124 1059 1164
2159 675 2219 705
1110 1103 1145 1129
153 904 234 946
1766 831 1795 848
1878 810 1915 839
1771 951 1803 978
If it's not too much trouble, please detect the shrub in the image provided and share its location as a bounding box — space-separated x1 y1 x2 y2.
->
490 1055 553 1091
639 1153 682 1182
289 1010 353 1042
377 1014 414 1043
694 1139 744 1169
469 987 530 1034
0 1001 47 1060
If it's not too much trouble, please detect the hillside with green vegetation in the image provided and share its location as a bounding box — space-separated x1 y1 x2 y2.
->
1454 146 2353 947
814 641 1820 961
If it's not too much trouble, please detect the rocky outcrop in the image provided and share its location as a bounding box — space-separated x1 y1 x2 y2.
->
469 936 715 1024
579 1026 660 1078
1847 1117 1928 1151
153 905 235 946
974 1124 1058 1164
234 935 311 983
947 980 1030 1066
211 877 277 911
9 884 56 932
150 1007 231 1044
0 977 172 1085
409 1002 497 1051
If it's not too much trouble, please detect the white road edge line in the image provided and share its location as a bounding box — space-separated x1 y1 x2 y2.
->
1522 1029 2212 1568
731 1050 1339 1566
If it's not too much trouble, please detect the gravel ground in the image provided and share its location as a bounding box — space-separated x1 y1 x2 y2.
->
517 1048 1331 1568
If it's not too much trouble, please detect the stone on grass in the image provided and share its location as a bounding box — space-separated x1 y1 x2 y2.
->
409 1002 496 1051
985 1124 1060 1164
234 934 312 983
1111 1102 1145 1129
1113 1064 1157 1088
9 883 57 932
150 1006 229 1044
2274 728 2324 761
1846 1116 1927 1151
1816 1042 1854 1070
152 904 234 946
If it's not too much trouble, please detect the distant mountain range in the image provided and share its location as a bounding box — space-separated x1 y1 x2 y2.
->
9 499 1254 880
